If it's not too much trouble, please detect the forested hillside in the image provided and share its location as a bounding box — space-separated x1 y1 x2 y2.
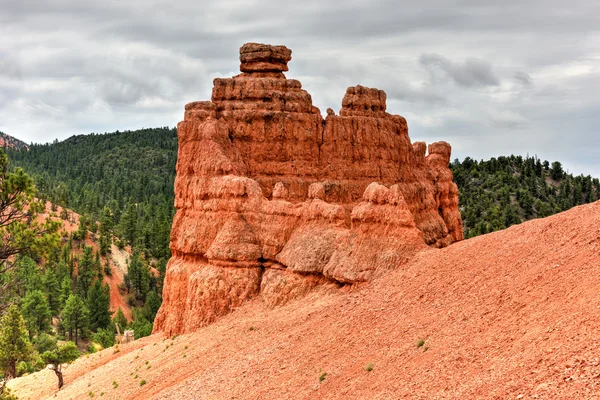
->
0 148 164 393
7 127 177 261
451 155 600 238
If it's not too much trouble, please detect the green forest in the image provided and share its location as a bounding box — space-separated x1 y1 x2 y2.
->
6 127 177 261
0 129 175 393
451 155 600 238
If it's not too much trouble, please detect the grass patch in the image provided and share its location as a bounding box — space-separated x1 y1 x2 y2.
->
319 372 327 383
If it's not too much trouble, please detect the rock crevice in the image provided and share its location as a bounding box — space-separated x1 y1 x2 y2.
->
154 43 463 335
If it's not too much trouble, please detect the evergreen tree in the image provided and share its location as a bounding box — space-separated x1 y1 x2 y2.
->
127 250 150 300
15 257 42 296
144 290 161 322
132 315 153 339
42 268 61 315
550 161 564 180
61 294 88 345
98 206 113 256
112 307 128 333
87 280 111 331
103 260 112 277
59 275 73 308
76 246 95 298
33 332 57 354
40 341 79 389
121 203 138 247
0 305 33 380
20 290 52 338
76 214 87 241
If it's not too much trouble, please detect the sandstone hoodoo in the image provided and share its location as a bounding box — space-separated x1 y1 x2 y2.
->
153 43 464 335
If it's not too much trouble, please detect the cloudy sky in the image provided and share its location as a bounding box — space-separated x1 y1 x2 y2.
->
1 0 599 175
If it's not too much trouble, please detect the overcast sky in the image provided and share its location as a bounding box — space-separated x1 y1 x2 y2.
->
1 0 599 176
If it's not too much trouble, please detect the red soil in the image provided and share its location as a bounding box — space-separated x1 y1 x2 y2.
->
9 201 600 399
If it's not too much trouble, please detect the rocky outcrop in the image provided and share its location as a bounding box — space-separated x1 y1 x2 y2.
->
153 43 463 335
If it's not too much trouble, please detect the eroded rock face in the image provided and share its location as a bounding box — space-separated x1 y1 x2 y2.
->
153 43 463 335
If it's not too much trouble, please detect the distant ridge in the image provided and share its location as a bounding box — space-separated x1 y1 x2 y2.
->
0 131 28 150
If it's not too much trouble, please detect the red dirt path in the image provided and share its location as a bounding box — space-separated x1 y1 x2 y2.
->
9 201 600 399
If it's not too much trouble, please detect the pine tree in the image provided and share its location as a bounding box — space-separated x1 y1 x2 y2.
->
87 280 111 331
20 290 52 338
99 206 113 256
127 251 151 300
550 161 564 180
76 214 87 241
76 246 95 298
40 341 79 389
0 305 33 380
42 269 61 315
112 307 128 333
103 261 112 277
144 290 161 322
61 294 88 346
59 275 73 308
121 203 138 247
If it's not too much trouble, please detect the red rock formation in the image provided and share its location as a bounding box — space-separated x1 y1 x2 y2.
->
153 43 463 335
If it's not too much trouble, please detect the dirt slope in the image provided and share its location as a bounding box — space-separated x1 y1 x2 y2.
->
9 201 600 399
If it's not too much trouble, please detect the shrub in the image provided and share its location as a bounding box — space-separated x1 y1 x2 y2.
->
92 328 115 349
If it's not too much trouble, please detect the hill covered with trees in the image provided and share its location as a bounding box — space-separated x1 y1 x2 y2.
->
6 127 177 261
451 155 600 238
0 148 164 394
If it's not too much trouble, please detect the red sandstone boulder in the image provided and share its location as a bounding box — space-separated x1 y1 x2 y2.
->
239 42 292 73
153 43 464 335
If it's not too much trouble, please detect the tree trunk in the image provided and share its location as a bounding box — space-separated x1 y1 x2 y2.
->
8 360 16 379
54 369 64 389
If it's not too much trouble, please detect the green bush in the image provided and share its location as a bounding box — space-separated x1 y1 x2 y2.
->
92 328 115 349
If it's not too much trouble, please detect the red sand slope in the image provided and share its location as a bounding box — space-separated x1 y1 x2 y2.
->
9 201 600 399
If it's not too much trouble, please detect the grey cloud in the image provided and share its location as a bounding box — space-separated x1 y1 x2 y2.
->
419 53 500 87
0 0 599 177
514 72 533 86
